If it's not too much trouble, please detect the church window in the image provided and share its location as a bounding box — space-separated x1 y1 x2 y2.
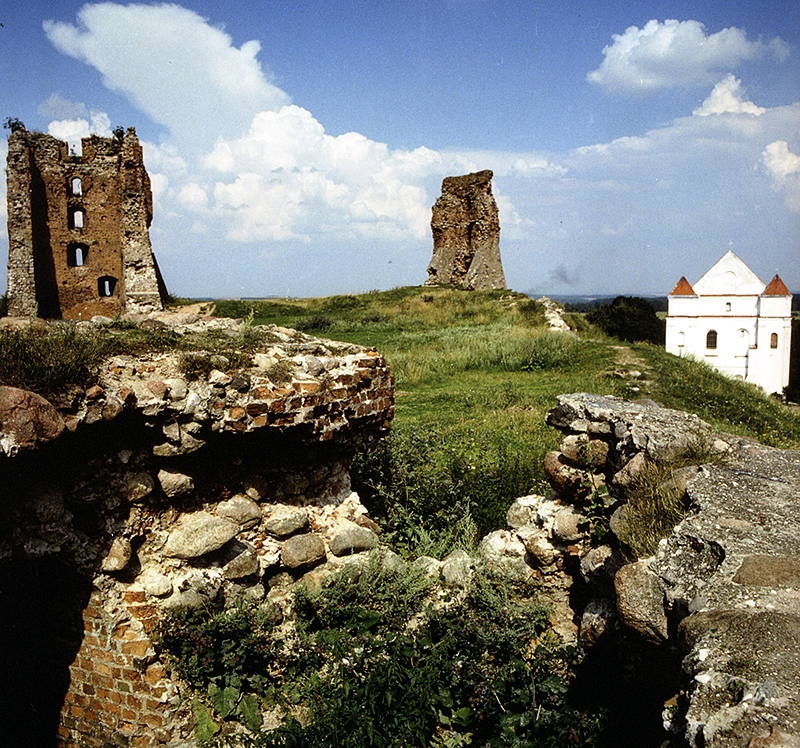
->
771 333 778 349
706 330 718 350
70 177 82 195
726 302 731 312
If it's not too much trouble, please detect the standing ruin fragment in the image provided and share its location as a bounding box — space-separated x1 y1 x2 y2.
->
5 124 167 319
425 169 506 290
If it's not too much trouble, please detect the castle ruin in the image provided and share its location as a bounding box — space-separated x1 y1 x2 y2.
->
5 125 167 319
425 169 506 291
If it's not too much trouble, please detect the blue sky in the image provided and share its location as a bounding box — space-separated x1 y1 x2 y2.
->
1 1 798 298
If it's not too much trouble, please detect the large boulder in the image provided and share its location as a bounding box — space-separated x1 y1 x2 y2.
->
0 386 65 455
162 512 240 559
614 560 668 643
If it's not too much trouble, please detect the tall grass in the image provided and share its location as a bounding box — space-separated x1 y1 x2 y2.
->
386 325 591 386
0 325 105 396
638 344 800 448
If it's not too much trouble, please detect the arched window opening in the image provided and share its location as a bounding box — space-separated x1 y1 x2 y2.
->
677 332 685 349
706 330 718 350
69 208 85 230
725 302 731 312
98 276 117 297
67 243 89 267
771 333 778 349
70 177 82 196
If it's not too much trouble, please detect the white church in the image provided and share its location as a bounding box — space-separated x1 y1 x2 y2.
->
665 251 793 395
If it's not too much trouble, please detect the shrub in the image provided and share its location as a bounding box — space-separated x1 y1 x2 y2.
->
517 298 546 326
523 331 585 371
352 424 540 552
587 296 665 344
293 314 334 332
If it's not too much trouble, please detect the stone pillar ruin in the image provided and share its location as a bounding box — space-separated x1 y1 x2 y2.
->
5 125 167 319
425 169 506 291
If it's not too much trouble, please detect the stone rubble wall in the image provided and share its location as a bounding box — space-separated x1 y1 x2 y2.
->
533 393 800 748
0 314 394 747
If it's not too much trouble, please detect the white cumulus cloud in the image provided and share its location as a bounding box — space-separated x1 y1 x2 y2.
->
43 3 290 151
587 19 784 93
694 75 765 116
47 111 112 152
206 105 446 243
761 140 800 211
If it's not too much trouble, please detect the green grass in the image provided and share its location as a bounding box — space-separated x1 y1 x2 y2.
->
636 343 800 448
208 286 800 545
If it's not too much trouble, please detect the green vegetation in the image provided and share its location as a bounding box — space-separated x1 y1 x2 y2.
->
209 287 798 548
0 318 277 398
3 285 794 744
157 553 605 748
586 296 665 344
609 439 719 558
0 325 106 397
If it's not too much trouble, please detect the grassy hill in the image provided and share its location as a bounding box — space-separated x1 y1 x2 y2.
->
210 286 800 554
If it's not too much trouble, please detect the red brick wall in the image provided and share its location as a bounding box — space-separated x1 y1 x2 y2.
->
58 591 180 748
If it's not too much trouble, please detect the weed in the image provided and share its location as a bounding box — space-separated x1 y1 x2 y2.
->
612 440 718 558
183 553 604 748
352 424 541 551
265 360 293 384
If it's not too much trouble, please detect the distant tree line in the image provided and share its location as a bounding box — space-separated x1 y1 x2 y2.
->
586 296 666 345
562 296 668 314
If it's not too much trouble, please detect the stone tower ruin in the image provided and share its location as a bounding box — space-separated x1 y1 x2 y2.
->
5 125 167 319
425 169 506 291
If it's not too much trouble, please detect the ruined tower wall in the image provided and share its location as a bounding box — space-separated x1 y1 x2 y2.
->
119 129 165 315
425 169 506 291
6 131 38 317
5 127 165 319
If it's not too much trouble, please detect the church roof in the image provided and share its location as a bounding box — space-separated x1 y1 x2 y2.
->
669 276 695 296
762 274 792 296
693 250 765 295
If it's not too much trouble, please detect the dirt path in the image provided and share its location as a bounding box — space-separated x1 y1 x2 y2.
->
610 344 657 399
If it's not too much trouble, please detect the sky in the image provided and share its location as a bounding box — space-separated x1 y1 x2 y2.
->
1 1 798 298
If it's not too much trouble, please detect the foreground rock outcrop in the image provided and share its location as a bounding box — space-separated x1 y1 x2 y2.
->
425 170 506 290
537 393 800 748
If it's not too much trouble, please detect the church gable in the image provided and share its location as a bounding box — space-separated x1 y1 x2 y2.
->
692 250 765 295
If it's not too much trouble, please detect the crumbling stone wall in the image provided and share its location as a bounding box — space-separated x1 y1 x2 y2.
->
537 393 800 748
0 316 393 747
425 169 506 290
5 126 166 320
